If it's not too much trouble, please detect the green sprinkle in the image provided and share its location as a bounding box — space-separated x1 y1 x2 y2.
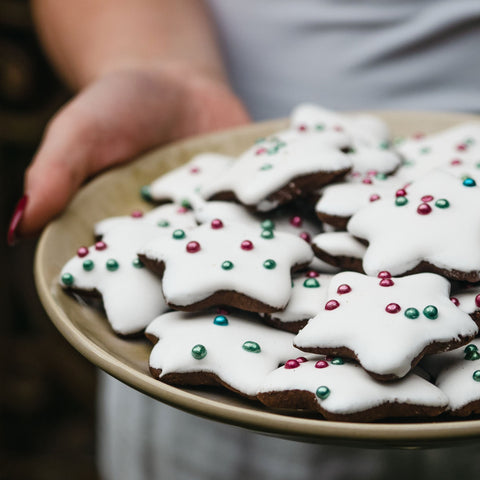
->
379 141 390 150
61 273 74 286
434 199 450 209
473 370 480 381
261 229 274 239
331 357 344 365
423 305 438 320
213 315 228 326
181 199 191 209
260 163 273 171
157 220 170 227
316 386 330 400
132 258 144 269
140 185 152 202
191 344 207 360
315 124 325 131
106 259 119 272
404 308 419 319
261 219 275 230
263 259 277 270
242 341 261 353
375 173 388 181
221 260 234 270
303 278 320 288
467 351 480 361
465 344 479 354
395 196 408 206
173 229 186 239
82 259 94 271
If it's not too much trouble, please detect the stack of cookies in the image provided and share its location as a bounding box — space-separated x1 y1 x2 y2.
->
59 104 480 422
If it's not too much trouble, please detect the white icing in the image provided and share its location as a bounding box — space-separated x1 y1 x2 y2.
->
266 272 333 324
201 128 352 210
315 176 403 219
94 203 197 238
424 339 480 413
294 272 478 379
312 231 367 260
60 223 170 335
140 220 313 310
146 310 301 397
259 356 447 417
347 169 480 278
148 153 235 208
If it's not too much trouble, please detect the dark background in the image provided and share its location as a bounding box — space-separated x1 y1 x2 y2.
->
1 2 99 479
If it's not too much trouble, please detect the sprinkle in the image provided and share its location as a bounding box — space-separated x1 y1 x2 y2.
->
131 210 143 218
82 259 94 271
190 167 200 174
211 219 224 229
261 219 275 230
285 359 300 369
464 344 478 355
298 124 308 132
376 173 387 181
475 294 480 308
386 303 401 314
95 241 107 251
315 360 329 369
106 259 119 271
306 271 319 278
473 371 480 382
435 199 450 209
370 194 381 202
450 159 462 166
303 278 320 288
378 271 392 279
260 163 273 171
296 357 308 363
61 273 74 286
132 258 144 268
172 229 186 239
213 315 228 326
404 307 419 319
463 177 476 187
177 206 189 214
261 229 274 239
420 147 431 154
186 241 201 253
191 344 207 360
221 260 234 270
331 357 344 365
423 305 438 319
362 178 373 185
337 284 351 294
396 189 407 197
450 297 460 306
290 216 302 228
181 199 191 209
379 278 394 287
77 246 89 258
242 341 261 353
316 386 330 400
325 300 340 311
395 196 408 206
315 124 325 131
299 232 311 243
417 203 432 215
421 195 433 202
263 259 276 269
241 240 254 251
157 220 170 227
255 147 267 155
140 185 152 201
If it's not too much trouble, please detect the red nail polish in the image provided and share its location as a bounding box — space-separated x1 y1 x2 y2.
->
7 195 28 246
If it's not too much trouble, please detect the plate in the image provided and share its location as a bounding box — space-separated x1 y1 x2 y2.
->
35 111 480 448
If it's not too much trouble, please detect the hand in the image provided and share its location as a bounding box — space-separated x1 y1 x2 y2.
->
8 65 250 243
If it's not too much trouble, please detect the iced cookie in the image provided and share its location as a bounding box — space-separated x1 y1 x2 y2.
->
143 153 234 208
262 271 334 333
311 231 366 272
60 223 169 335
139 220 313 312
421 339 480 416
347 169 480 281
258 355 448 422
451 284 480 324
146 310 300 399
294 271 478 381
201 128 352 211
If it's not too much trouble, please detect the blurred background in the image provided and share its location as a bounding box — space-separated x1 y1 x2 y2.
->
1 1 99 478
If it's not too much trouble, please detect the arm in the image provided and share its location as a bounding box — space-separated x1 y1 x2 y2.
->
11 0 249 241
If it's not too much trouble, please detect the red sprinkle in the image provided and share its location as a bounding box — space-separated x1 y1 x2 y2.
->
306 271 319 278
255 147 267 155
296 357 308 363
386 303 401 314
290 216 303 228
217 308 229 315
457 144 467 151
450 159 462 166
378 271 392 279
475 294 480 309
95 241 107 251
298 124 308 132
379 278 394 287
396 188 407 197
413 132 425 139
211 219 224 229
131 210 143 218
325 300 340 311
190 167 200 174
362 178 373 185
315 360 329 369
186 241 201 253
367 170 378 176
241 240 254 251
417 203 432 215
77 246 89 258
370 194 381 202
337 284 351 294
299 232 311 243
450 297 460 307
177 207 189 214
285 359 300 369
421 195 433 202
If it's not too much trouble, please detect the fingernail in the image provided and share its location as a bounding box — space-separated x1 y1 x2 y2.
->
7 195 28 246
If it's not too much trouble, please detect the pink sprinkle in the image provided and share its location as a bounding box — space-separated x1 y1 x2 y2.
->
367 170 378 176
451 159 462 166
370 194 381 202
177 207 189 214
457 144 467 151
241 240 254 251
386 303 401 314
362 178 373 185
413 132 425 140
475 294 480 309
77 246 89 258
299 232 311 243
298 124 308 132
95 241 107 251
396 188 407 197
306 270 319 278
285 359 300 369
379 278 394 287
417 203 432 215
450 297 460 307
421 195 433 202
315 360 329 369
190 167 200 174
378 271 392 279
217 308 229 315
211 219 224 229
352 172 361 177
255 147 267 155
290 216 303 228
131 210 143 218
337 284 351 294
296 357 308 363
325 300 340 311
326 355 334 361
186 241 201 253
